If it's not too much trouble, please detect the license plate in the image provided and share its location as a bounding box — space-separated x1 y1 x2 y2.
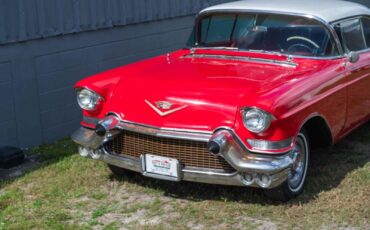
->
144 154 180 179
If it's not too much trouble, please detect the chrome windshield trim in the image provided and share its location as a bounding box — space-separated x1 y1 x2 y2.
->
182 53 298 68
185 48 345 61
194 9 345 56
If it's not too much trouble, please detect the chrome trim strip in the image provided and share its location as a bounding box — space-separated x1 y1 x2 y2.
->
214 126 293 154
194 9 345 57
209 130 293 174
82 115 212 142
357 48 370 55
82 115 294 154
182 167 238 177
247 138 294 151
182 53 298 68
100 151 288 188
116 120 212 142
102 151 142 172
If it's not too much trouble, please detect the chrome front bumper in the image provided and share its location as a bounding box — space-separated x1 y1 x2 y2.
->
71 117 294 189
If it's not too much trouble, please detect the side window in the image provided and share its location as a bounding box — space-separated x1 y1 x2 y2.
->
335 19 366 52
361 17 370 48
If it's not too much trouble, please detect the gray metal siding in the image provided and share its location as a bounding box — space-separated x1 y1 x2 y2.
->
0 15 195 148
0 0 234 148
0 0 229 45
0 62 17 147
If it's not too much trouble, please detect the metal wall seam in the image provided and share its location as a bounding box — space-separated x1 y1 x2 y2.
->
0 0 233 46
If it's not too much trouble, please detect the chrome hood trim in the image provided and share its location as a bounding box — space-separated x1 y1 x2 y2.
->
182 53 298 68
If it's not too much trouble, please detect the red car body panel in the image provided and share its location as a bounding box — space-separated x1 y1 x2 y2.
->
75 48 370 153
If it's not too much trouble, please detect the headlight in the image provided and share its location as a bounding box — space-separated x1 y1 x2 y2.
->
77 88 101 111
242 108 272 133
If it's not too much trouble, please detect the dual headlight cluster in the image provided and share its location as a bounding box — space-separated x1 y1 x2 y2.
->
241 108 272 133
76 88 272 133
77 88 101 111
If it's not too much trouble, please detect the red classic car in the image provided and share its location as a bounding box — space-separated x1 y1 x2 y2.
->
72 0 370 201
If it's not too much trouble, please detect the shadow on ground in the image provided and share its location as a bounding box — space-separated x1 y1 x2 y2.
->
110 121 370 204
0 138 77 186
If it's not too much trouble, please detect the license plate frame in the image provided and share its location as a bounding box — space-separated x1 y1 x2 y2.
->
141 154 182 181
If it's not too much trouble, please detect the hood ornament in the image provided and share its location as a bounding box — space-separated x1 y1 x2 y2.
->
156 101 173 110
145 100 187 117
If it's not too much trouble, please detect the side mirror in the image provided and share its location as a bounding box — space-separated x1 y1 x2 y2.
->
348 51 360 63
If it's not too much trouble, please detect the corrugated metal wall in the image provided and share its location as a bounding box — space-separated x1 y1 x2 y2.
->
0 0 228 45
0 0 232 148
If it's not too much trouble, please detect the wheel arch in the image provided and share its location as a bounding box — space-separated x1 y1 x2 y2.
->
298 113 333 149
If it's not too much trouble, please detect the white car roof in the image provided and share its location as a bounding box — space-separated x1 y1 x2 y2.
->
201 0 370 23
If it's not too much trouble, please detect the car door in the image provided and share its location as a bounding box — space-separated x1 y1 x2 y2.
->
335 17 370 131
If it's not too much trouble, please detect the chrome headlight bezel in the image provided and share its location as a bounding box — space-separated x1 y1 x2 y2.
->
76 88 102 111
241 108 273 133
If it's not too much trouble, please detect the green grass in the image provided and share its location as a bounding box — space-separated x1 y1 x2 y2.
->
0 123 369 229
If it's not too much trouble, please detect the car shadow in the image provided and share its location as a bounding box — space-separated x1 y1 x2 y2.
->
110 121 370 204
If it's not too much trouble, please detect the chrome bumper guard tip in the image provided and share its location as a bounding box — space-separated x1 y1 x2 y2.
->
209 130 293 175
72 125 293 189
71 127 104 149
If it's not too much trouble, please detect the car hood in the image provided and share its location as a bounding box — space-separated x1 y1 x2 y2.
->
105 50 318 131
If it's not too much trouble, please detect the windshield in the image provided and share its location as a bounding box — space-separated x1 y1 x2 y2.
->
188 13 339 57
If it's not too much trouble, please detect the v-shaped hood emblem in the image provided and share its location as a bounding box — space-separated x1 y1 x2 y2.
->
145 100 187 117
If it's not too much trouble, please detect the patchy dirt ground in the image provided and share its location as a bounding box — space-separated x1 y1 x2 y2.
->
0 123 369 229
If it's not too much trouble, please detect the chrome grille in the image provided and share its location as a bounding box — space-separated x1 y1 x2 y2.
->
105 130 235 172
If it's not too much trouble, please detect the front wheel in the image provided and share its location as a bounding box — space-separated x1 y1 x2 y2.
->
264 130 310 201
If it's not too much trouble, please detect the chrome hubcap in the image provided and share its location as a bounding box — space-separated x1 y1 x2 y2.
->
288 136 307 190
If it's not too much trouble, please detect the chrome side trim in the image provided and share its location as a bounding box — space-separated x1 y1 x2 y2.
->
182 53 298 68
